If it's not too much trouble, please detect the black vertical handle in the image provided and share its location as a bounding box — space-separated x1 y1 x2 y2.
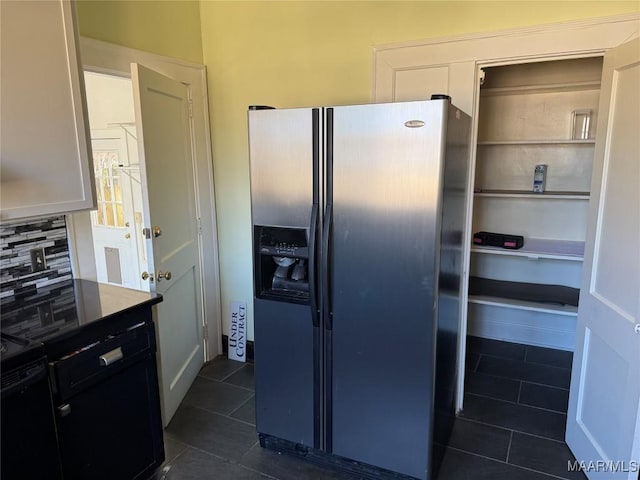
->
309 108 320 328
322 205 333 330
323 108 334 331
309 204 319 327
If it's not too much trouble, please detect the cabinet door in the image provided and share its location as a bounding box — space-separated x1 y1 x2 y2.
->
566 38 640 479
55 357 164 480
0 0 95 221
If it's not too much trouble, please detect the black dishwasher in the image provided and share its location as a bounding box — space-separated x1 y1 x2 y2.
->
1 335 62 480
48 320 164 480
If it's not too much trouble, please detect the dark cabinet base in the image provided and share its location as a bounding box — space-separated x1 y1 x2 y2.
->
56 354 164 480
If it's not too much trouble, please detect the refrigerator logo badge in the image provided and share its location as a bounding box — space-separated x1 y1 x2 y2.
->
404 120 425 128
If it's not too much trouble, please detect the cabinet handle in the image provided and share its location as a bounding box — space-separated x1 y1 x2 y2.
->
58 403 71 417
99 347 123 366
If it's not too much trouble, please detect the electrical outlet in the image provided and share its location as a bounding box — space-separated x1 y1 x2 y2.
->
30 248 47 272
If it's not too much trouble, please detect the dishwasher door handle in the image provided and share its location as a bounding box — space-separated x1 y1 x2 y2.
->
99 347 123 366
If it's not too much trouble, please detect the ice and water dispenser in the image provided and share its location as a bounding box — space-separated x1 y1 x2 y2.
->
254 226 310 303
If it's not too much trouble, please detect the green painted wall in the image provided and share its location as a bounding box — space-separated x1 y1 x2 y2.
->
77 0 203 63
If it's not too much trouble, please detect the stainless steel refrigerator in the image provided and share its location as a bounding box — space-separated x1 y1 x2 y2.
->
248 99 471 480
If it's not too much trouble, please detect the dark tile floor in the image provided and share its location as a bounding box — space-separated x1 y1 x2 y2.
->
155 336 586 480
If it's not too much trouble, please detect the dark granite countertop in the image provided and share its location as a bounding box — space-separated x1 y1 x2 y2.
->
1 279 162 353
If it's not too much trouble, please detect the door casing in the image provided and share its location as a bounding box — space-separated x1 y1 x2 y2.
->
67 38 222 361
371 12 640 412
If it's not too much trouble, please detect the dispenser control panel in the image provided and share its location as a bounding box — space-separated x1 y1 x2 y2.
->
254 226 310 304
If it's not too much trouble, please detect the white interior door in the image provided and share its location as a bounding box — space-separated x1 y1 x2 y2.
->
566 38 640 479
131 63 204 426
90 128 145 291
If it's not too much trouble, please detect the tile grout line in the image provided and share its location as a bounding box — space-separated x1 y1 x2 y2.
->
219 363 250 382
471 350 572 372
196 371 256 394
443 445 572 480
473 353 482 372
517 380 523 404
181 403 257 428
167 442 281 480
466 367 570 391
465 391 569 415
505 430 513 463
456 416 567 444
227 393 255 418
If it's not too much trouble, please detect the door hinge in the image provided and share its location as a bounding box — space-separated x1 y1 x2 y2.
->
479 68 486 86
202 323 208 339
188 99 194 119
196 217 203 236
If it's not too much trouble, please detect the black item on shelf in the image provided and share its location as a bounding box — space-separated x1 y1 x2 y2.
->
468 276 580 307
473 231 524 249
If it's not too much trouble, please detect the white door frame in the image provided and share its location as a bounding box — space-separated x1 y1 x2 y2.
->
68 38 222 360
371 13 640 413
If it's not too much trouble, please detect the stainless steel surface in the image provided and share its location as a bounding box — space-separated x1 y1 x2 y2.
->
157 271 172 281
433 102 471 451
248 108 316 228
99 346 123 366
248 100 471 480
329 101 449 479
254 299 316 447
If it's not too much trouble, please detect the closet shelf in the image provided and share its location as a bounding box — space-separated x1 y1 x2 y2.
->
477 139 596 146
471 238 585 261
480 80 601 96
468 295 578 316
474 190 590 200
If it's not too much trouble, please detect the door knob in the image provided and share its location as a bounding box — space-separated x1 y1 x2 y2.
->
157 271 172 281
635 324 640 335
141 271 154 282
124 233 131 239
152 226 162 238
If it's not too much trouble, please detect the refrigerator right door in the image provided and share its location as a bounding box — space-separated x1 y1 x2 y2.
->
328 100 449 479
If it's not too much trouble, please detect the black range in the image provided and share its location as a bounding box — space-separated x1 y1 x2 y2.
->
1 279 165 480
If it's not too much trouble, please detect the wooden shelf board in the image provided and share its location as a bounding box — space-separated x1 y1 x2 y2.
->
474 190 590 200
480 80 601 96
477 139 596 146
468 294 578 316
471 238 585 261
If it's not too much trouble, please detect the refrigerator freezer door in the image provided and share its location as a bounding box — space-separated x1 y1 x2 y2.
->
328 101 448 479
254 298 317 446
248 108 318 228
249 107 322 449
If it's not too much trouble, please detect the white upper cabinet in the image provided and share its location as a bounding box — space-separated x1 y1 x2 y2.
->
0 0 95 221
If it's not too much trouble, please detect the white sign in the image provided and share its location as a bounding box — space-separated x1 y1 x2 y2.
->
228 301 247 362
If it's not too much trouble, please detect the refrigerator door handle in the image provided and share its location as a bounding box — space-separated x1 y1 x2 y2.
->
309 203 320 327
322 203 333 330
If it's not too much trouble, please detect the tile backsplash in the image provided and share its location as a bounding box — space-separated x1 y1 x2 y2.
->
0 216 72 299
